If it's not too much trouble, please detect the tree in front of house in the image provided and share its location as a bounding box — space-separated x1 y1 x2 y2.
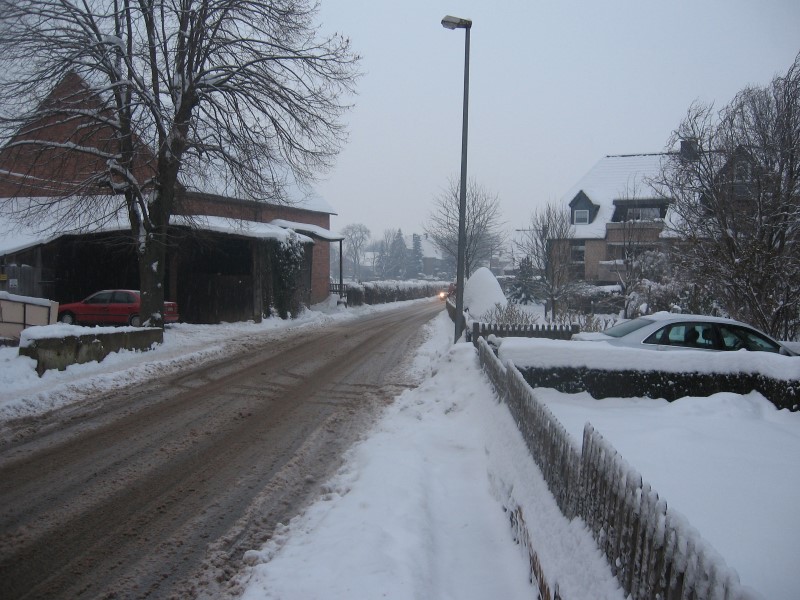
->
609 184 672 318
0 0 359 326
515 202 578 320
654 52 800 339
425 177 506 279
341 223 370 281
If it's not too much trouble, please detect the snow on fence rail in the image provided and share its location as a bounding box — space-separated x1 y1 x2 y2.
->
470 322 579 344
476 337 757 600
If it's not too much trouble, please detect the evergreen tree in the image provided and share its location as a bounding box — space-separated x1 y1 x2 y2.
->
386 229 407 279
406 234 424 278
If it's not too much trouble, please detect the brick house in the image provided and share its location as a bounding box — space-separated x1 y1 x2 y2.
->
556 153 671 284
0 73 342 322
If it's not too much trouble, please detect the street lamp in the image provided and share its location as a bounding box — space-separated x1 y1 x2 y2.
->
441 14 471 343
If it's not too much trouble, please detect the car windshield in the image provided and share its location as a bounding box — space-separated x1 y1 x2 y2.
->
601 318 655 338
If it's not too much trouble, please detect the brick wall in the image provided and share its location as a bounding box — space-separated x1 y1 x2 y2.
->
0 72 156 198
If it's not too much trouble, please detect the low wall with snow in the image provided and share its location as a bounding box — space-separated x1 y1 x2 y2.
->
19 325 163 375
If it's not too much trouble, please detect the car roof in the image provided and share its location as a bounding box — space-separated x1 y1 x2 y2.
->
643 311 744 325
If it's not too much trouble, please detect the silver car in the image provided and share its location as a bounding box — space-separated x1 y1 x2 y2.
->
572 312 796 355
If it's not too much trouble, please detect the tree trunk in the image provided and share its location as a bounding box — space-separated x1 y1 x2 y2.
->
138 225 168 328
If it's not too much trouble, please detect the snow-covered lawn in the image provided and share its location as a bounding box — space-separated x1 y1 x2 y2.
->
497 336 799 600
2 293 798 599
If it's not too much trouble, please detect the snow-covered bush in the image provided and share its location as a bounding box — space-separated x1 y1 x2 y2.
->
479 302 540 326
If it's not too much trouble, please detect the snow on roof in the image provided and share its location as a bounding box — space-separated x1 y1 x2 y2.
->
269 219 343 241
0 209 316 256
562 154 669 239
0 199 131 255
171 215 313 244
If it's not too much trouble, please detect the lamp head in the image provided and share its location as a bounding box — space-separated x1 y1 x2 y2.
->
441 15 472 29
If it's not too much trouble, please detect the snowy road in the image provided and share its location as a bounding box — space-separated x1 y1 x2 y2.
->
0 299 443 599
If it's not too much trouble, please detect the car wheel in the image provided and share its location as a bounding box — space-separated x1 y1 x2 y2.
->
59 312 75 325
129 314 141 327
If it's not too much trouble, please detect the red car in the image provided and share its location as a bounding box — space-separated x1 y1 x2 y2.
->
58 290 180 327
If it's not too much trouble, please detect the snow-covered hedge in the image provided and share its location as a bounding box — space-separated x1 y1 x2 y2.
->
498 338 800 412
346 280 445 306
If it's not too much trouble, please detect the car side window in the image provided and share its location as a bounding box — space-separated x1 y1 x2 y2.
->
719 325 780 352
643 325 671 345
112 291 136 304
645 323 713 348
85 291 113 304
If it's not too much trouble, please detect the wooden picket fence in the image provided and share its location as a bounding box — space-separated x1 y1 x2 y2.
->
471 321 579 345
476 337 758 600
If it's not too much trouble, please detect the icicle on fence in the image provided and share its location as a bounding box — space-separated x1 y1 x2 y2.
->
476 337 758 600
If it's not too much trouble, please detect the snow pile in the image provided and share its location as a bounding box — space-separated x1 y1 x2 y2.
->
463 267 507 317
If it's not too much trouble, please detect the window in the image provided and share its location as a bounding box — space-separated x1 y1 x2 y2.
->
573 209 589 225
718 325 780 353
86 291 113 304
626 207 660 221
112 291 137 304
603 317 655 338
570 241 585 263
734 162 752 182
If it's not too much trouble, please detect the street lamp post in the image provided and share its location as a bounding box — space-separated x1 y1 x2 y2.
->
441 14 471 343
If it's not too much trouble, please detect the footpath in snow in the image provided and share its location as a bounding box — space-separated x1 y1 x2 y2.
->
233 310 623 600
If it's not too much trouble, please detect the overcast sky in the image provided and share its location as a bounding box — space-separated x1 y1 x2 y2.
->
313 0 800 241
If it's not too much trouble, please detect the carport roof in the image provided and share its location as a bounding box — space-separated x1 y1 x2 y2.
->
0 209 330 256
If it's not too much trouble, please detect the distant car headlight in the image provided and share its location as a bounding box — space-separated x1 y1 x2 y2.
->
438 291 447 300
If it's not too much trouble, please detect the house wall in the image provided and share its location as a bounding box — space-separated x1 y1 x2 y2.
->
584 240 607 281
0 72 156 198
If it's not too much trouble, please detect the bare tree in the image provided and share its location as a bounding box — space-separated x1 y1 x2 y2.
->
0 0 359 325
425 177 506 278
374 228 396 279
515 202 576 319
653 52 800 338
608 184 671 318
341 223 370 281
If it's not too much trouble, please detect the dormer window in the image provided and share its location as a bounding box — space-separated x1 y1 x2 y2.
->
574 209 589 225
734 162 752 182
569 190 599 224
